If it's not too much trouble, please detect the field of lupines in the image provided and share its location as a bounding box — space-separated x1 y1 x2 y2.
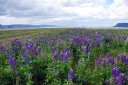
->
0 28 128 85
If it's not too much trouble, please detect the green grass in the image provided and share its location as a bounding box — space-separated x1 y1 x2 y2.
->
0 28 128 85
0 28 128 45
0 28 67 45
88 28 128 36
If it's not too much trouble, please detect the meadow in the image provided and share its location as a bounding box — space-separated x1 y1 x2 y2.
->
0 28 128 85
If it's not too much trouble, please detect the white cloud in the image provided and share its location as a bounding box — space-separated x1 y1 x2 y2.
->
114 0 128 6
0 0 128 26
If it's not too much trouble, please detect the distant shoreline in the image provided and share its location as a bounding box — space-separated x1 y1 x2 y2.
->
0 27 62 31
0 27 128 31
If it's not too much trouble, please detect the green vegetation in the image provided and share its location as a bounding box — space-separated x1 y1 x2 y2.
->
0 28 66 45
89 28 128 36
0 28 128 85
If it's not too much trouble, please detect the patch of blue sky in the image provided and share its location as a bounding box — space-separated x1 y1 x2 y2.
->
105 0 114 6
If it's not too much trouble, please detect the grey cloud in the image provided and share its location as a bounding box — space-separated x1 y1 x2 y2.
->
62 0 88 7
0 0 77 18
61 0 106 7
0 0 8 15
124 0 128 6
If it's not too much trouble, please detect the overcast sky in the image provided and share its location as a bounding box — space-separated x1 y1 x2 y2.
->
0 0 128 27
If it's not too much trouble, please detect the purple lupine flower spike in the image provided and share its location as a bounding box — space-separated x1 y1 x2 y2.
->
68 69 74 82
103 59 107 69
63 46 67 53
112 67 120 77
105 80 110 85
82 46 87 54
88 52 90 59
37 46 41 56
6 48 10 57
82 58 84 63
22 49 29 64
59 52 64 61
116 73 124 85
109 58 114 68
63 53 67 62
78 76 81 82
0 45 2 52
126 78 128 83
106 53 110 62
8 57 16 72
53 52 57 61
117 54 120 61
51 48 55 54
121 54 126 62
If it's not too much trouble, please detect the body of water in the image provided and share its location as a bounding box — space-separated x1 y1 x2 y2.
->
0 26 128 31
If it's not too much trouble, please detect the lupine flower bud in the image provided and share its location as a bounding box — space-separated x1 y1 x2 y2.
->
78 76 81 82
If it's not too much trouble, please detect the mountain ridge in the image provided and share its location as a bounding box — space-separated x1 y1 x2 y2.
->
0 24 57 29
113 23 128 27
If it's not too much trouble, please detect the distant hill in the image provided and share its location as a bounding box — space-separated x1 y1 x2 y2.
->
0 24 57 29
113 23 128 27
